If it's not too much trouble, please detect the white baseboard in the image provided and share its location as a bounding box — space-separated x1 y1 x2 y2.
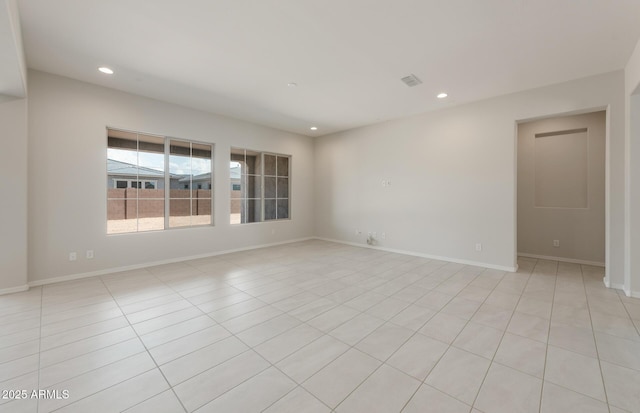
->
630 290 640 299
0 284 30 296
517 252 604 267
314 237 518 272
27 237 314 288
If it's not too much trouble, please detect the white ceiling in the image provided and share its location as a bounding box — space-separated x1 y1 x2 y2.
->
16 0 640 136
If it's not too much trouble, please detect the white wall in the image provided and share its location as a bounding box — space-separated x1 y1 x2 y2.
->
315 72 625 282
0 97 28 292
518 112 606 264
625 38 640 297
27 70 315 283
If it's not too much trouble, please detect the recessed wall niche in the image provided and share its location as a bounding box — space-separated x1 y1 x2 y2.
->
534 128 588 209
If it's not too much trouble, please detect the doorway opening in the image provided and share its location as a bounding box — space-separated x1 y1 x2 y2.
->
516 110 607 275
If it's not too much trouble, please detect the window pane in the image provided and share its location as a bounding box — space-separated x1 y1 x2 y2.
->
277 156 289 177
264 177 276 198
246 199 261 223
192 142 212 160
277 177 289 198
230 199 242 224
230 147 245 161
192 142 212 192
138 200 165 232
170 140 191 198
107 130 138 218
245 175 262 198
264 154 276 176
277 199 289 219
264 199 276 220
170 199 191 228
193 189 211 226
138 134 165 193
244 150 261 175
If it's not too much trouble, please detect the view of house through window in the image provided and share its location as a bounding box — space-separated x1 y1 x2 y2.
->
230 148 290 224
107 128 213 234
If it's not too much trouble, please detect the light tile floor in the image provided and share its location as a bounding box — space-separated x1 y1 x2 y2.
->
1 240 639 412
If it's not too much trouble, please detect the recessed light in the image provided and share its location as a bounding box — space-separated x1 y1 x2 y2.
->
98 67 114 75
310 126 318 131
437 92 448 99
287 82 297 87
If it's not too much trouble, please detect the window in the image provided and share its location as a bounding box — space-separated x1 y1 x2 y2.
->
112 179 157 189
107 128 213 234
230 148 290 224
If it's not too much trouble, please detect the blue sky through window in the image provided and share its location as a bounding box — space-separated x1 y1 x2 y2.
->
108 148 210 175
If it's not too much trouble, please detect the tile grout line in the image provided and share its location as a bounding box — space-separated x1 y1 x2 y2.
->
288 260 461 412
397 267 507 412
540 264 623 408
537 259 558 413
350 265 510 412
96 276 189 413
619 295 640 337
46 355 159 413
152 264 338 412
36 286 44 413
154 253 451 411
4 242 635 412
36 322 132 355
581 264 612 413
467 260 537 412
38 312 126 341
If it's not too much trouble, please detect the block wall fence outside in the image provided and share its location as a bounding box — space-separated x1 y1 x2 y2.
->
106 189 213 219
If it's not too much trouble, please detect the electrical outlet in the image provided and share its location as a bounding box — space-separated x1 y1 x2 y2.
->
381 232 386 239
86 250 94 259
69 252 77 262
553 240 560 247
475 243 482 252
355 229 361 235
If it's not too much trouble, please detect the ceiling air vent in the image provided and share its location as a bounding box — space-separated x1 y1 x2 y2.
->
401 74 422 87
